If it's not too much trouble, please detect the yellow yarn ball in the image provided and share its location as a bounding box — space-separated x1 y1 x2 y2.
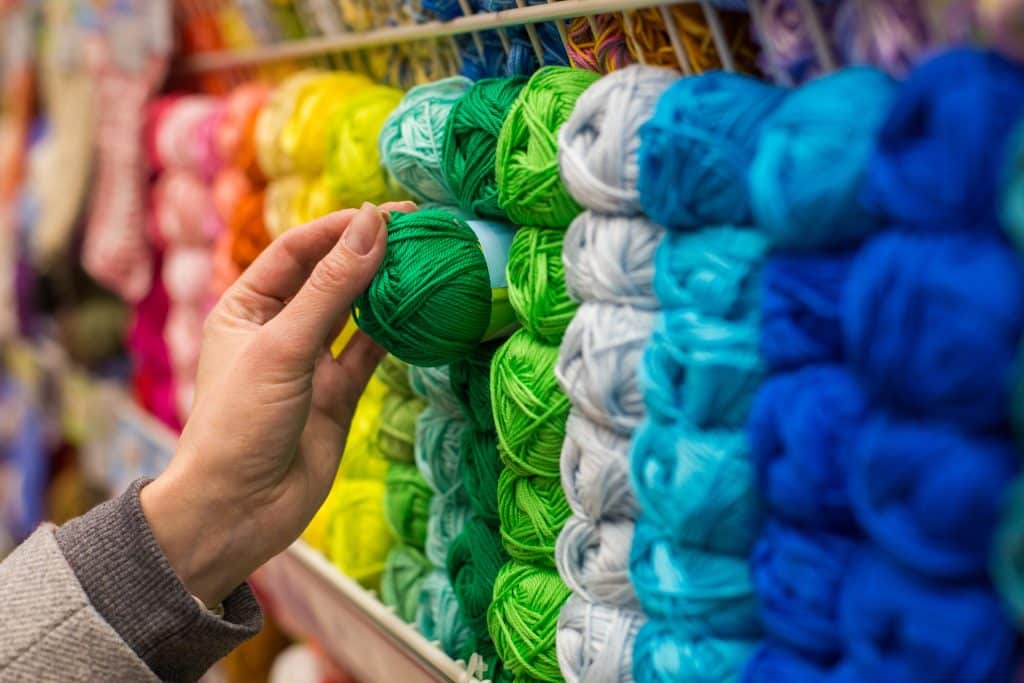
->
337 374 391 481
255 71 321 178
324 478 394 589
264 175 314 238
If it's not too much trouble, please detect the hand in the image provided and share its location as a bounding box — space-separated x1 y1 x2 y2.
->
141 201 415 606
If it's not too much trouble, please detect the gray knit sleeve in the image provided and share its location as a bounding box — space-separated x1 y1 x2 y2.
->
55 479 263 682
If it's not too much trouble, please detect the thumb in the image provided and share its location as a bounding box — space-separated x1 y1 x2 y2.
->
263 202 386 362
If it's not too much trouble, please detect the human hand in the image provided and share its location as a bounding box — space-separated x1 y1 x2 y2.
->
141 201 415 606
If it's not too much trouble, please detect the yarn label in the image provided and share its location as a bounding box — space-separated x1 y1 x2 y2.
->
465 218 515 289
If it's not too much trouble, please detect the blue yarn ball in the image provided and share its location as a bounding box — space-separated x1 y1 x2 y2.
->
843 231 1024 432
640 310 763 430
630 419 761 556
748 365 867 532
423 0 469 20
743 644 845 683
752 521 860 662
862 48 1024 234
633 620 758 683
629 517 760 638
749 67 896 250
653 227 767 315
638 72 787 231
850 415 1017 580
760 252 851 372
840 548 1017 683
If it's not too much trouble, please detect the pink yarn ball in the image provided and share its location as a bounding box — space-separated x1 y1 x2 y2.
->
154 96 221 176
163 247 214 305
155 171 219 246
165 305 204 375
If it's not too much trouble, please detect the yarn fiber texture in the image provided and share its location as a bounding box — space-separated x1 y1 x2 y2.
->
491 329 571 478
748 365 867 532
384 462 433 549
379 76 472 204
442 77 527 220
416 569 475 661
842 231 1024 432
498 468 571 568
415 405 466 494
749 66 897 250
632 620 757 683
637 71 786 231
557 595 645 683
849 416 1017 580
743 645 837 683
378 392 426 463
507 227 578 344
555 302 654 435
450 340 501 432
556 513 639 609
409 365 464 417
353 209 492 368
862 47 1024 234
488 561 572 682
557 65 678 215
325 478 393 590
561 410 639 522
382 544 434 623
563 212 664 309
496 66 600 229
460 427 503 526
448 517 508 636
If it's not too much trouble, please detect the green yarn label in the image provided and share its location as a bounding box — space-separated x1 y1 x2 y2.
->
465 218 515 289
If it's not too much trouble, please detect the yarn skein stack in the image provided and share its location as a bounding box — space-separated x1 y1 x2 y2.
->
487 66 595 683
551 64 677 683
629 68 787 682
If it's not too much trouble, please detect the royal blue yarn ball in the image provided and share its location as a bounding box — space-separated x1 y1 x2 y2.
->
850 415 1017 580
752 521 860 662
633 620 758 683
760 252 851 372
843 230 1024 432
638 72 787 231
743 645 843 683
862 48 1024 234
748 365 867 532
839 548 1017 683
750 66 896 250
629 517 760 639
630 419 761 556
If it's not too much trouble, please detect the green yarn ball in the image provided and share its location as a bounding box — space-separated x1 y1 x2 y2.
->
443 77 527 220
496 66 599 228
384 462 433 548
378 392 426 463
461 428 503 527
491 329 571 478
497 470 571 568
475 637 517 683
488 561 571 682
507 227 578 344
450 340 501 431
447 517 508 637
417 569 476 661
426 486 472 568
354 209 492 367
375 354 414 396
381 544 434 623
415 405 467 495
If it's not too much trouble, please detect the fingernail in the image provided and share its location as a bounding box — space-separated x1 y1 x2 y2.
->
344 202 382 256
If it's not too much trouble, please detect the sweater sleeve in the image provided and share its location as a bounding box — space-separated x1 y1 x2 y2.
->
53 479 263 682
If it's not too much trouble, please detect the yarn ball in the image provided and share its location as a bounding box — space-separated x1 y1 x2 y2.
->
862 48 1024 234
750 67 896 250
760 252 851 372
748 365 868 532
460 428 503 527
379 76 472 204
227 189 271 270
849 416 1018 580
563 212 664 309
449 340 500 431
653 227 766 317
1001 121 1024 253
324 85 408 208
264 175 312 238
641 308 763 430
378 392 425 464
384 462 433 549
488 561 572 682
556 595 645 683
492 329 571 478
425 487 471 568
255 71 322 178
498 468 571 567
839 548 1017 683
832 0 931 78
556 513 638 609
633 621 757 683
555 302 654 435
637 71 786 231
325 478 393 590
561 410 639 521
749 0 836 84
557 64 678 215
409 365 463 417
447 517 508 637
415 405 466 494
353 209 492 368
442 76 527 220
375 353 414 396
629 518 759 638
993 478 1024 623
843 231 1024 432
165 306 203 375
162 248 214 305
381 544 434 623
416 569 476 661
630 420 760 555
154 171 220 246
496 66 599 228
753 521 860 662
215 82 270 173
507 226 578 344
742 645 838 683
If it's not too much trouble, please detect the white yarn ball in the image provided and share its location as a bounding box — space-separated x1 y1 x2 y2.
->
560 410 638 521
557 594 646 683
556 513 640 609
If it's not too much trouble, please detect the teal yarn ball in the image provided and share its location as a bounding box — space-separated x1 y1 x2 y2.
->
426 487 472 568
415 405 467 495
380 76 472 203
1002 119 1024 253
416 569 476 661
410 364 464 417
382 544 434 623
750 66 897 250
